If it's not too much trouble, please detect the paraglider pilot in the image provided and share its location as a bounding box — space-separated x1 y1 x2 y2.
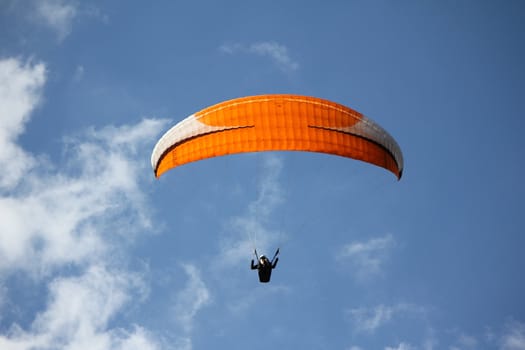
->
251 249 279 283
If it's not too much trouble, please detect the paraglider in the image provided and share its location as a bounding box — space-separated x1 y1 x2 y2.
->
151 94 404 180
151 94 404 283
251 248 279 283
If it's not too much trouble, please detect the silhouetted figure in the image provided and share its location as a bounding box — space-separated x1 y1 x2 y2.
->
251 249 279 283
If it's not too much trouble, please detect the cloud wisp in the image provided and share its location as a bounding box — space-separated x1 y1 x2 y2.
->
0 56 169 349
9 0 106 42
0 58 45 189
337 233 395 281
34 0 78 41
384 343 414 350
219 41 299 72
346 303 426 334
0 57 168 275
173 264 211 333
347 316 525 350
0 265 158 350
0 116 166 274
171 264 211 350
501 320 525 350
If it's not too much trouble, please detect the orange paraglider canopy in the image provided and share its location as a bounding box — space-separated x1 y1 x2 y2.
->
151 94 403 179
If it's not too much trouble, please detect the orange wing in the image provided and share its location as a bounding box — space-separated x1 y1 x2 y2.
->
151 94 403 179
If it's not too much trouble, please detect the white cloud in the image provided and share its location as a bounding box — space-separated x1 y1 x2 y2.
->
171 264 211 350
174 264 211 334
345 310 525 350
247 154 285 220
34 0 78 41
248 42 299 71
454 333 478 349
337 233 395 280
0 56 169 349
73 65 85 81
501 321 525 350
385 342 414 350
0 58 165 273
347 304 395 333
0 58 45 189
351 320 525 350
347 303 425 334
422 336 437 350
0 265 159 350
7 0 106 41
0 117 165 275
219 41 299 72
81 3 109 24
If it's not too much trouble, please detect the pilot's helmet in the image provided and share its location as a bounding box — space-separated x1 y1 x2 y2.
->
259 255 267 263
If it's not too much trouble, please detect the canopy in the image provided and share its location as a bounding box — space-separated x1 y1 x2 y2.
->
151 94 404 179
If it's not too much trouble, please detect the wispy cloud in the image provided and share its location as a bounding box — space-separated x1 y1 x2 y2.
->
248 42 300 71
421 321 525 350
449 333 478 350
19 0 106 41
34 0 78 41
0 57 167 349
348 319 525 350
0 116 165 275
73 65 84 81
170 264 211 350
1 57 166 274
0 265 159 350
347 304 395 333
219 41 299 72
337 234 395 280
501 320 525 350
385 343 414 350
346 303 426 334
0 58 45 189
173 264 211 334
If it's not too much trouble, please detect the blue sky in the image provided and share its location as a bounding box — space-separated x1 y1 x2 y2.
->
1 1 524 349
